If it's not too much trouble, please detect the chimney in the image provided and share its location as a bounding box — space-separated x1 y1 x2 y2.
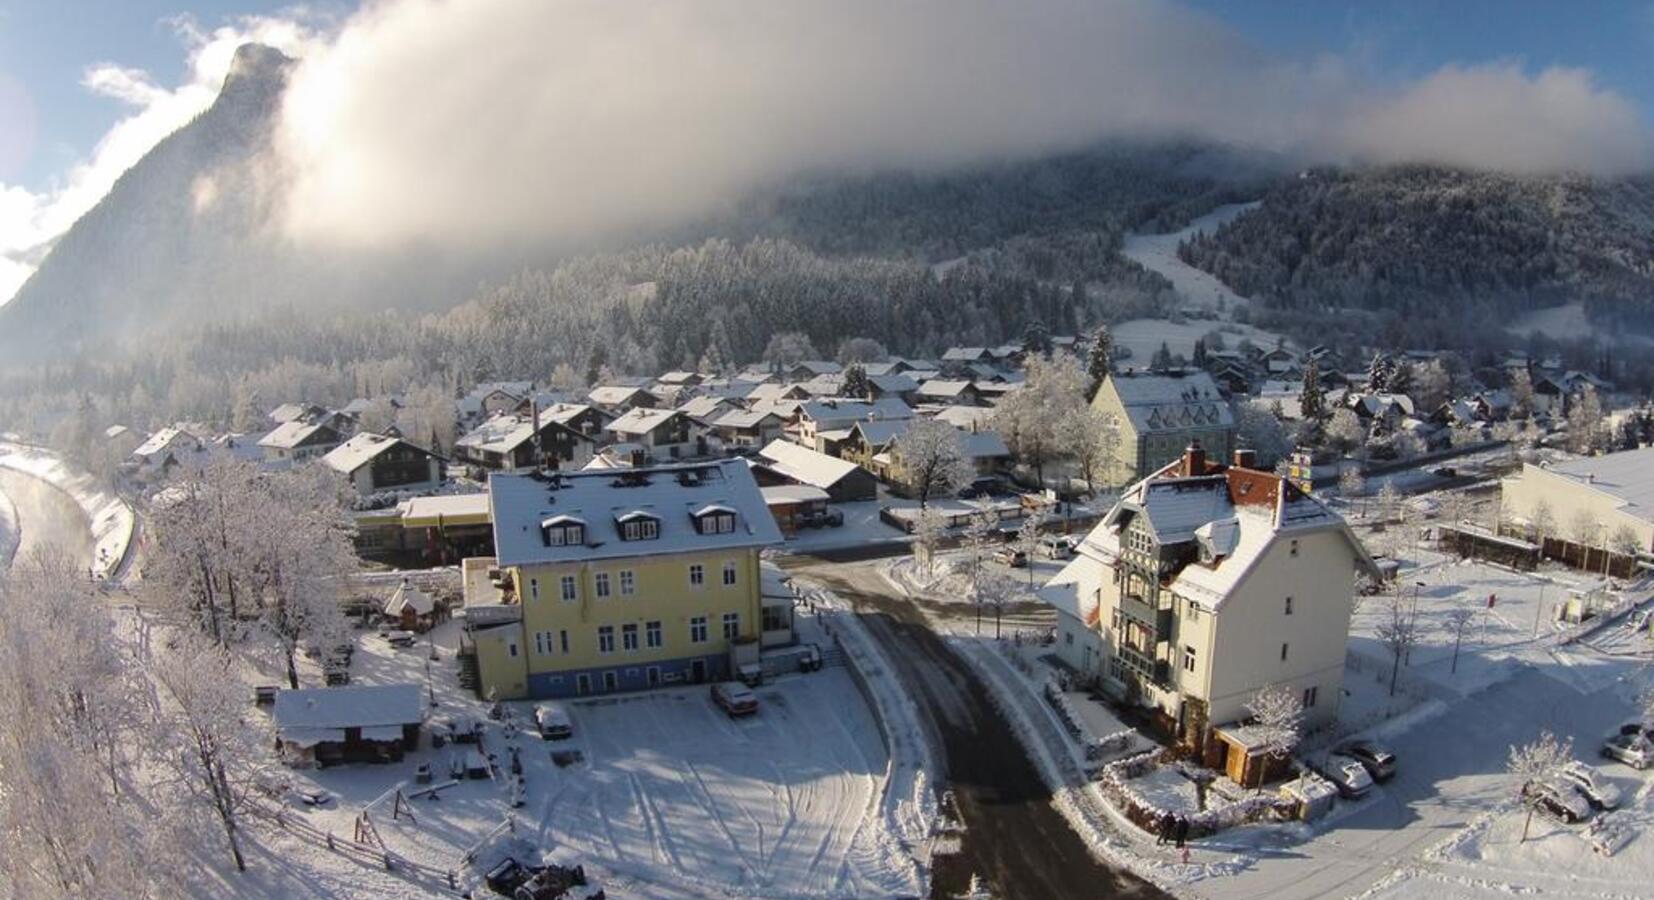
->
1182 440 1205 476
531 399 543 471
1232 448 1257 469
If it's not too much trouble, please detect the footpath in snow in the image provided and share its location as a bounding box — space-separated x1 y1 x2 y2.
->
0 441 134 580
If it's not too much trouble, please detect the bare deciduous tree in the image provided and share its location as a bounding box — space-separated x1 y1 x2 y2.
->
894 417 972 509
1243 682 1303 789
1507 730 1574 843
1377 590 1421 696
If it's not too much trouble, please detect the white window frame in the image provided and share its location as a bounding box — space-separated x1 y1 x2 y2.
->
620 569 636 596
622 623 639 652
690 616 708 644
722 612 739 640
722 561 737 587
597 625 615 654
560 574 578 602
646 620 663 649
689 564 705 588
595 572 611 599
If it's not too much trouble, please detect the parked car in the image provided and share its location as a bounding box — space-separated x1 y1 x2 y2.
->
1627 609 1652 633
1336 740 1398 781
711 682 759 718
1036 536 1072 560
535 702 574 740
1317 754 1375 799
1523 778 1591 823
383 630 417 648
1558 761 1622 809
804 508 844 528
798 643 823 673
1602 732 1654 769
994 546 1029 568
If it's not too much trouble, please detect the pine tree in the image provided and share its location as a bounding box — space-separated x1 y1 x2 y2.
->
1086 327 1112 400
584 347 608 387
1192 337 1208 367
841 364 873 400
1300 357 1325 422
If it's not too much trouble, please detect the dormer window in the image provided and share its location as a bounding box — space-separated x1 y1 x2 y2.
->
693 504 738 535
540 515 585 547
617 511 660 541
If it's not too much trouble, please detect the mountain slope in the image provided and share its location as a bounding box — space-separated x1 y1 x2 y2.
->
1177 167 1654 332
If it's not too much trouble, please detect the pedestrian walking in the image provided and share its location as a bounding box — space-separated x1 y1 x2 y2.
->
1175 814 1190 849
1156 811 1174 846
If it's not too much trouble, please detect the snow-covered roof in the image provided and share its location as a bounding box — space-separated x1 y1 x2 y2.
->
588 385 651 407
1105 371 1233 435
677 395 731 421
384 579 436 617
1539 447 1654 522
712 407 785 430
760 484 830 505
322 432 428 475
133 426 198 458
105 424 133 440
942 347 988 361
488 460 782 567
868 373 920 393
797 398 915 426
1036 554 1102 626
790 360 842 376
459 382 534 417
273 684 424 732
757 439 862 490
269 402 324 424
541 403 599 427
932 406 992 430
456 414 537 453
747 382 808 403
258 419 339 450
607 407 684 436
917 379 975 398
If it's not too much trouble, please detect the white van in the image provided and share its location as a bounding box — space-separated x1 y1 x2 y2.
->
535 702 574 740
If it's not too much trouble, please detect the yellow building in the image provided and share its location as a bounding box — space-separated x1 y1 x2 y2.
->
1091 370 1235 487
461 460 785 700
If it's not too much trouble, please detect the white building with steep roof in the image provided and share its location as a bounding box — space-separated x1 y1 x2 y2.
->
1040 444 1376 784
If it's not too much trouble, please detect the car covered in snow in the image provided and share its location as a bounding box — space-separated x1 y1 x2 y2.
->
1036 536 1073 559
994 546 1029 568
1558 761 1621 809
1316 754 1375 799
1523 778 1591 824
535 702 574 740
1601 731 1654 770
711 681 759 717
1336 740 1397 781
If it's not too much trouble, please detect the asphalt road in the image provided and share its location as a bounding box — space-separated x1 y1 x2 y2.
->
785 556 1168 900
0 468 94 572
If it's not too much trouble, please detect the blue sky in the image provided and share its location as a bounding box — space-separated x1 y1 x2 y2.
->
1 1 1650 193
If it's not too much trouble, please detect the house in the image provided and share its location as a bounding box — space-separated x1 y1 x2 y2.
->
932 406 993 431
1090 370 1235 486
790 398 914 451
656 371 704 388
1499 446 1654 576
131 427 203 474
866 373 921 404
783 360 842 381
677 395 737 427
454 413 597 473
587 385 659 416
1256 347 1299 376
842 420 1011 484
605 408 706 462
269 402 327 425
103 425 142 458
1040 444 1377 785
538 402 611 439
941 347 990 364
383 578 442 632
754 439 879 502
746 382 812 405
1343 392 1415 430
272 684 425 767
710 407 788 449
459 460 785 699
259 419 345 462
915 379 982 407
459 382 535 427
321 432 446 497
760 484 832 534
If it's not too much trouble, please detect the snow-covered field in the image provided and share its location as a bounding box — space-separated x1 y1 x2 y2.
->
1120 202 1260 313
0 441 134 579
257 607 925 899
1507 301 1654 348
774 498 908 553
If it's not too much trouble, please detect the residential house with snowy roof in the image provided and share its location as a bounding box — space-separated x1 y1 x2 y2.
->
789 398 914 452
460 460 785 699
587 384 660 416
915 379 982 407
459 382 535 428
321 432 445 497
1091 370 1235 486
754 438 878 502
1039 444 1377 785
605 408 707 463
454 411 598 474
710 406 788 449
130 426 203 476
839 419 1010 485
258 419 345 462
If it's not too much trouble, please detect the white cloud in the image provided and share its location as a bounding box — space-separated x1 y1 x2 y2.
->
0 14 322 307
272 0 1653 252
3 0 1651 307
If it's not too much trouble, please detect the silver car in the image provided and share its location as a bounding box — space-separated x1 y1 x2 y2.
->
1602 732 1654 770
1558 761 1621 809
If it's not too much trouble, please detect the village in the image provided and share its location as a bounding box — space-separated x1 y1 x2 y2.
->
1 300 1652 900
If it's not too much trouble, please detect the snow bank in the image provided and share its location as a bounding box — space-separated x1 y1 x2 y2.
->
0 484 17 569
793 579 939 890
0 442 135 580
